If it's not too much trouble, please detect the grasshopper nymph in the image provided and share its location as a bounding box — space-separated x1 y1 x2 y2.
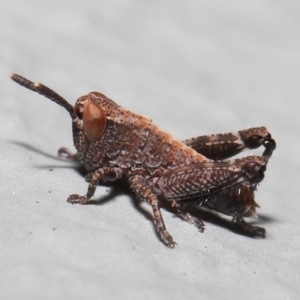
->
11 74 276 248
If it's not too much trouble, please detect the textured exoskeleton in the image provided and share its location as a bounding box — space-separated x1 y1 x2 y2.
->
11 74 276 248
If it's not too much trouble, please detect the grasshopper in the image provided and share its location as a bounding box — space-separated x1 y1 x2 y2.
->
10 74 276 248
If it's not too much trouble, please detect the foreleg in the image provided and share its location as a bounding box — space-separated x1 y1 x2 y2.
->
58 147 79 161
67 167 123 204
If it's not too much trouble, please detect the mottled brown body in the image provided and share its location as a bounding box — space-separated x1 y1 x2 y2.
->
11 74 276 248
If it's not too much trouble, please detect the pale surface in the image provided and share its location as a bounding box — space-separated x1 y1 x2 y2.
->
1 1 299 299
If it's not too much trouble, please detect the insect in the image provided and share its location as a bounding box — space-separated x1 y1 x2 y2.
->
10 73 276 248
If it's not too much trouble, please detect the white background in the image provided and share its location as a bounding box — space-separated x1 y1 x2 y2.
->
1 1 299 299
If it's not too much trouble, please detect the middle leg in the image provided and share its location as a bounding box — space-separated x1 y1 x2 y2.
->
130 175 176 248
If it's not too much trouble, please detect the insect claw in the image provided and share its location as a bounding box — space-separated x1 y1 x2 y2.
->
233 216 266 238
67 194 89 204
166 239 176 248
176 209 205 232
58 147 78 161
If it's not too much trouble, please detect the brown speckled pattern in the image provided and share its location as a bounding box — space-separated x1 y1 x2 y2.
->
10 74 276 248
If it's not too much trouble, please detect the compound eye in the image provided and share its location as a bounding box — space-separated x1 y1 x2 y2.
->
83 101 107 142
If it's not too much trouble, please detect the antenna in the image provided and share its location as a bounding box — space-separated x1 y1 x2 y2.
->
10 73 76 119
